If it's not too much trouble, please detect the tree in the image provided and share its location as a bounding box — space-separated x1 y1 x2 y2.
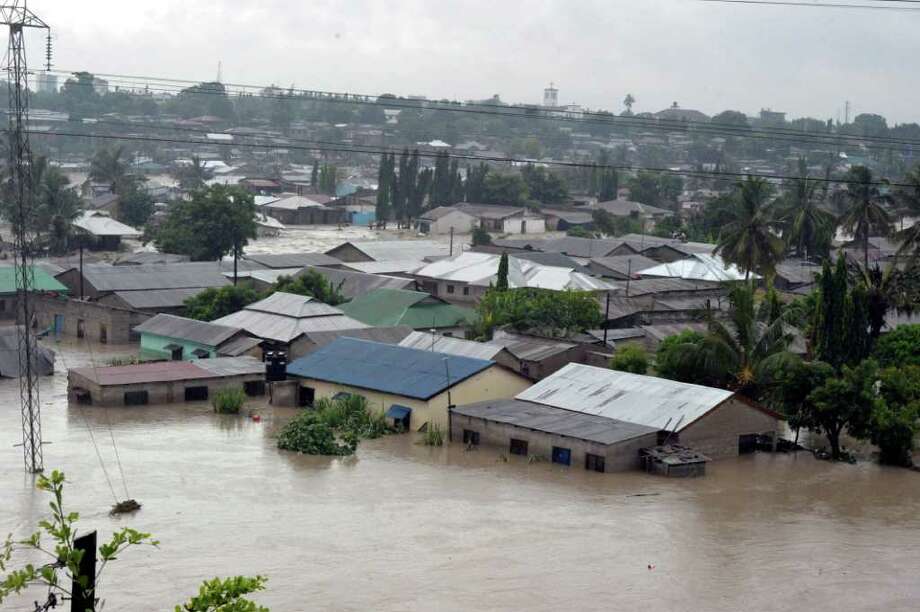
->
0 470 158 609
521 164 568 205
474 288 602 339
610 345 648 375
33 159 82 255
311 159 319 189
714 176 784 279
375 153 393 223
838 165 893 269
481 173 529 207
871 365 920 466
318 164 338 196
626 170 663 207
597 167 619 201
813 256 871 367
176 155 214 191
118 184 154 228
806 359 880 460
495 253 510 291
175 576 269 612
873 324 920 367
893 164 920 258
465 163 489 202
154 185 257 261
591 209 642 237
761 357 834 444
183 285 261 321
655 330 707 382
274 270 345 305
471 225 492 246
89 146 134 194
777 158 836 258
668 282 796 395
623 93 635 115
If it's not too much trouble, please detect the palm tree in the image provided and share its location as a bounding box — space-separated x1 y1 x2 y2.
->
893 164 920 259
88 146 132 194
715 176 785 279
777 158 836 258
36 164 82 255
176 155 214 191
694 282 797 395
837 165 894 269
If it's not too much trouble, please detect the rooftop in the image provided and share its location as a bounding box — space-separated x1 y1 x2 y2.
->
299 266 416 300
0 266 68 294
340 288 476 329
71 356 263 386
327 239 452 262
451 399 658 445
134 313 242 347
516 363 735 431
71 263 233 292
640 254 756 282
241 252 341 269
72 211 143 238
287 337 495 400
399 331 507 361
213 293 366 343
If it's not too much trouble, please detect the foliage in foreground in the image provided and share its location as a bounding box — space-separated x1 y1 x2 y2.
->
212 388 247 415
873 324 920 368
274 270 346 306
277 395 390 456
1 471 271 610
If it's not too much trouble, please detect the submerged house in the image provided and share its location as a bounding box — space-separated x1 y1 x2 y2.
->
0 326 55 377
285 337 531 431
0 265 69 321
72 211 142 250
134 313 260 361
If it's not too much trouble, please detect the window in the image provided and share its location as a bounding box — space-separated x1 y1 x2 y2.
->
123 390 149 406
551 446 572 466
184 386 209 402
299 386 315 407
509 438 528 456
462 429 480 445
521 363 531 378
585 453 605 473
446 284 455 294
462 287 470 296
244 380 266 397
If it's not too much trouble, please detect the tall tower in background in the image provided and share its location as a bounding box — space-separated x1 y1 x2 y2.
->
543 82 558 108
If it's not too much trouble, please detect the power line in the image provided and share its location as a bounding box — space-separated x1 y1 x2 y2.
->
29 126 914 188
697 0 920 9
43 69 920 151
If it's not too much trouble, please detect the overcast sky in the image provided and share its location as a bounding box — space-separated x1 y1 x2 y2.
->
32 0 920 124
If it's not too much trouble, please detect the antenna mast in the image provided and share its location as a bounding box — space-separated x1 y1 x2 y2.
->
1 0 50 473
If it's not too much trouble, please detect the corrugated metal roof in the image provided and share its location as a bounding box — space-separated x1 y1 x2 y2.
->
327 240 452 262
263 195 329 211
0 266 69 294
286 337 494 400
589 255 659 278
241 252 341 269
299 266 415 300
72 356 263 386
597 199 672 217
217 335 263 356
115 252 191 265
399 331 506 360
641 254 756 282
75 263 233 292
213 308 368 343
491 237 625 259
305 326 414 349
0 326 54 377
109 287 209 310
134 313 242 347
451 399 658 445
72 211 142 237
343 260 427 275
412 252 617 292
339 288 476 329
620 277 723 296
490 331 575 362
516 363 735 431
245 292 342 318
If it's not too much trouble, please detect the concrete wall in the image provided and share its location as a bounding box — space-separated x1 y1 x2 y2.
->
140 332 219 361
502 217 546 235
296 365 531 431
419 211 478 235
32 294 152 344
69 370 265 407
678 398 780 458
449 412 659 472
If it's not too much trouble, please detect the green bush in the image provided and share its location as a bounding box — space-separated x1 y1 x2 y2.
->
277 394 390 456
423 423 444 447
610 344 649 375
873 325 920 368
212 388 246 414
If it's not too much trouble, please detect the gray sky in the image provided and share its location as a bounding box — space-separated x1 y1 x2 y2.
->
34 0 920 123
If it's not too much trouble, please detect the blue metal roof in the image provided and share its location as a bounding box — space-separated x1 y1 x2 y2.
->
287 337 494 400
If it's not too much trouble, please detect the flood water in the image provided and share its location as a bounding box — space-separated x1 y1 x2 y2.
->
2 342 920 611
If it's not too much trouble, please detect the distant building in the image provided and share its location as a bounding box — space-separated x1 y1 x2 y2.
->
417 206 478 236
134 313 259 361
543 82 559 108
35 72 57 94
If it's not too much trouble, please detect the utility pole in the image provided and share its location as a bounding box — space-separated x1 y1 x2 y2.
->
2 0 51 473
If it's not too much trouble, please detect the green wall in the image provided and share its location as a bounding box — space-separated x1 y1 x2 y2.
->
139 332 217 361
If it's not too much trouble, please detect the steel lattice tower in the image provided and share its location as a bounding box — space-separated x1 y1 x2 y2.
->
1 1 49 473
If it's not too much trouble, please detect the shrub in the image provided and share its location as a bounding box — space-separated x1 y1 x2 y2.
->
654 330 707 382
610 344 648 375
276 394 390 456
277 411 355 455
422 423 444 446
212 388 246 414
873 325 920 368
471 225 492 246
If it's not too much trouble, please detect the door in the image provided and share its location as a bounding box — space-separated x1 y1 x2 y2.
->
298 386 315 407
551 446 572 466
53 314 64 337
738 434 758 455
99 324 107 344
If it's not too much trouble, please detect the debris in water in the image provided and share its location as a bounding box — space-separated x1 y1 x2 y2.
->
110 499 142 515
648 563 656 570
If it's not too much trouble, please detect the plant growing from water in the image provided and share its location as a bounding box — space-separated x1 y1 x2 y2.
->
277 395 391 456
422 423 444 447
212 388 247 415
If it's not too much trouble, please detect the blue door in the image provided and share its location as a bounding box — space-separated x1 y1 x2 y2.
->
53 314 64 337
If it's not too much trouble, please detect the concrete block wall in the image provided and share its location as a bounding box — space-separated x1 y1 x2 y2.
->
679 398 780 458
70 372 265 407
449 413 658 473
33 295 151 344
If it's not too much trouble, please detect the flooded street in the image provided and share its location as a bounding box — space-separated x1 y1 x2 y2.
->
2 342 920 611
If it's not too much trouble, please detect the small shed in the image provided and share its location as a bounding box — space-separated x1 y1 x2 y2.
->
72 211 142 250
641 445 710 477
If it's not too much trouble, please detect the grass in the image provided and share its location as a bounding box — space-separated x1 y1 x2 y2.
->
422 423 444 447
212 388 246 415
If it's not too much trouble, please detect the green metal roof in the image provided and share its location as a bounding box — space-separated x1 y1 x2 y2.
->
340 288 476 329
0 266 69 295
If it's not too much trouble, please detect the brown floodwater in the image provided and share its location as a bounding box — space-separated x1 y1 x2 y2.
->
2 341 920 611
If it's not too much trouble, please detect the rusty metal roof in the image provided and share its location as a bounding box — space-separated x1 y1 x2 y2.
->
71 356 263 386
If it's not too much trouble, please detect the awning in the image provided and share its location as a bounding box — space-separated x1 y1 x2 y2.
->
163 343 182 351
191 348 210 358
386 405 412 420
